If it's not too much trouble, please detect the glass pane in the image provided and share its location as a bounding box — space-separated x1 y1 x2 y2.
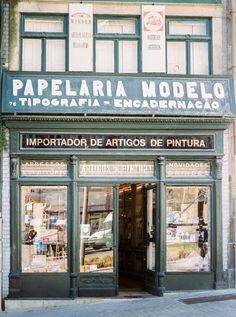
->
119 41 138 73
22 39 41 71
21 160 67 177
79 161 154 177
21 186 67 272
46 39 65 71
146 187 156 271
169 20 207 36
190 42 209 75
166 186 210 272
25 17 64 33
79 187 114 273
96 41 114 72
97 19 136 34
167 42 186 74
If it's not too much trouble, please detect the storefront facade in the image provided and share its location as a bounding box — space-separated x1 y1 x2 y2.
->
1 0 235 299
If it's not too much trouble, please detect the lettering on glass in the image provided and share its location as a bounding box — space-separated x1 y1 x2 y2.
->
21 160 67 176
79 161 155 177
166 161 211 178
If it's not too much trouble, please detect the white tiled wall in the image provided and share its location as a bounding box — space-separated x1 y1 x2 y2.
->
1 132 10 297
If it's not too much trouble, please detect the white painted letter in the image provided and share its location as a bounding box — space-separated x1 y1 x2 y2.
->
159 82 170 98
24 80 34 96
186 82 198 98
13 80 23 96
51 80 62 96
38 79 48 96
116 81 127 97
173 82 184 98
213 83 225 99
93 80 104 96
200 83 213 99
142 81 156 97
80 80 90 96
66 80 77 96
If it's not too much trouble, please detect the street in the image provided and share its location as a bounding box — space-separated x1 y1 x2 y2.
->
1 289 236 317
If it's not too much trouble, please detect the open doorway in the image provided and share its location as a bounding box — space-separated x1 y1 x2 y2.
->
118 184 146 291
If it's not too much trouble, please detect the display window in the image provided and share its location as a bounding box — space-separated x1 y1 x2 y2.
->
21 186 67 272
79 187 114 273
166 186 210 272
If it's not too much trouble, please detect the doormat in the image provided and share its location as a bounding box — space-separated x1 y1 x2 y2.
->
180 294 236 305
122 295 145 298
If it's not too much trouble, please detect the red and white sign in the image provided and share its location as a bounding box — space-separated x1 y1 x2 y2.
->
142 6 166 72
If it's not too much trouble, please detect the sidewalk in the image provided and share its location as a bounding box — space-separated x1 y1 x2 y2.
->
2 288 236 317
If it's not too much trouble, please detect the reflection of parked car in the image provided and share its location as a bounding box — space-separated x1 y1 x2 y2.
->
88 212 113 249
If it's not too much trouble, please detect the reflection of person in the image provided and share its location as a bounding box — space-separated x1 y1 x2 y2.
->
25 229 37 245
197 225 208 258
51 225 65 259
22 229 37 271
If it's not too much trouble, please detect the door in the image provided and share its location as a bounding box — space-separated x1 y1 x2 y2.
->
118 183 158 293
144 184 157 294
118 184 145 290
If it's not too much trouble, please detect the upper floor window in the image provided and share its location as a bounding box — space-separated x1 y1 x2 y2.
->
21 15 68 72
94 17 140 73
166 18 212 75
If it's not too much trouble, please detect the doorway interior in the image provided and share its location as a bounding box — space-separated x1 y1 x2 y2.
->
118 183 146 291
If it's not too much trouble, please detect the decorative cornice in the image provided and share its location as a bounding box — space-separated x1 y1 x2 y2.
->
1 115 234 125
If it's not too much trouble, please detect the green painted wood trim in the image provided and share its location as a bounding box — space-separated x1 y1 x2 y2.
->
114 185 119 294
20 14 68 72
157 157 166 295
10 158 21 282
69 156 79 297
166 17 212 75
213 157 225 288
94 16 140 73
76 0 222 3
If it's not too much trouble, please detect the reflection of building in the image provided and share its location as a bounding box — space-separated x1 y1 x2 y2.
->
0 0 236 303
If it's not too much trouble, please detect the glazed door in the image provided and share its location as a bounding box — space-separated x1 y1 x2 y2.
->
144 185 157 294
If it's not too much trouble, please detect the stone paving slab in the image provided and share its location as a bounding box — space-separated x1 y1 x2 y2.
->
2 289 236 317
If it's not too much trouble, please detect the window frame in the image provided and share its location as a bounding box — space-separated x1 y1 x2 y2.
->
166 17 212 75
20 14 68 72
94 15 141 73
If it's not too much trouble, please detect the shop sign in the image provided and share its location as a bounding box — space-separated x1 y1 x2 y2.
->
2 72 235 116
142 5 166 72
166 161 211 177
21 160 67 176
69 3 93 71
21 134 214 150
79 161 155 177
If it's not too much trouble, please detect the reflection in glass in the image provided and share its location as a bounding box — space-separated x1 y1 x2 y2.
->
166 186 210 272
79 187 113 272
21 186 67 272
169 20 207 36
97 19 136 34
146 187 156 271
